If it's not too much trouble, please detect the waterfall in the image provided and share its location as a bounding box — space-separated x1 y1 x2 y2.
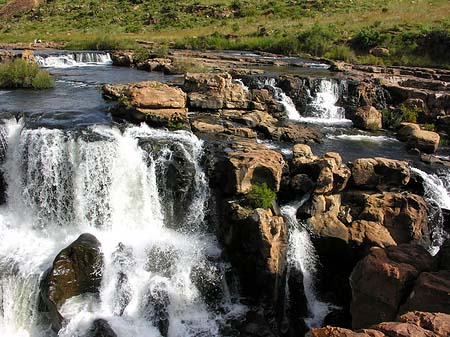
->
0 119 245 337
411 167 450 254
303 79 351 125
264 78 303 121
35 52 112 68
281 200 333 328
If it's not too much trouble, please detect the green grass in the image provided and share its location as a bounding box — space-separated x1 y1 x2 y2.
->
0 59 54 89
1 0 449 67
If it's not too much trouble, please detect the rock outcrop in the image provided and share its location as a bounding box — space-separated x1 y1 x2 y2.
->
103 81 188 127
40 233 104 332
352 106 383 131
397 123 440 154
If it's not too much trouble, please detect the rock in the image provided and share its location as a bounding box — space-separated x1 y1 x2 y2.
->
103 81 188 127
399 311 450 337
87 319 117 337
145 246 177 278
370 47 390 57
190 260 224 307
223 204 287 307
267 122 322 144
21 49 35 63
350 246 427 329
40 233 104 332
184 73 251 110
191 120 226 134
399 271 450 315
397 123 440 154
437 239 450 270
224 143 285 194
292 144 318 166
111 51 134 67
348 220 396 248
344 191 429 245
352 106 382 131
350 158 410 190
138 58 173 73
142 283 170 337
307 326 377 337
0 50 14 63
299 194 349 242
250 88 284 115
372 322 438 337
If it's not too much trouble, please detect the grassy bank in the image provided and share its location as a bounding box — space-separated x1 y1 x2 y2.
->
0 59 54 89
0 0 449 68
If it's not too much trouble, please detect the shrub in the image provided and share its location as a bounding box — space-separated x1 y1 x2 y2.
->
0 59 54 89
297 24 338 56
399 104 419 123
352 26 382 51
382 105 420 130
423 123 435 131
247 182 276 209
324 45 356 62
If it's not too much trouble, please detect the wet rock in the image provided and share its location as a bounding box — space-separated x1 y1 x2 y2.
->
111 243 134 316
267 122 322 144
143 283 170 337
145 246 178 278
399 311 450 337
437 239 450 270
137 58 173 73
190 260 224 307
349 158 410 190
397 123 440 154
352 106 382 131
223 143 285 195
399 271 450 315
286 268 308 336
349 245 433 329
87 319 117 337
40 233 104 332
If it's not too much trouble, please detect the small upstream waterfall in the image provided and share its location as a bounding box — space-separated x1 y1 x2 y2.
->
281 201 332 328
306 79 347 121
0 120 245 337
411 167 450 254
264 79 303 121
35 52 112 68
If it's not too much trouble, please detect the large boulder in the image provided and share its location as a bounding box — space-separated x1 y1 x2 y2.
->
397 123 440 154
223 143 285 195
350 245 434 329
86 319 117 337
111 51 134 67
352 106 383 131
350 158 410 190
399 312 450 337
399 271 450 315
372 321 438 337
184 73 251 110
103 81 188 127
40 233 104 332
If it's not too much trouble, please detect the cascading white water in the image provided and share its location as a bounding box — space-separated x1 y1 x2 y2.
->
35 52 112 68
264 78 302 121
0 120 245 337
411 167 450 254
281 201 332 328
303 79 351 125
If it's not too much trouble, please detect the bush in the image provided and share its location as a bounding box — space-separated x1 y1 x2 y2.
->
247 182 276 209
399 104 419 123
65 35 130 50
324 45 356 62
423 123 435 131
352 26 382 51
382 105 420 130
297 24 338 56
0 59 54 89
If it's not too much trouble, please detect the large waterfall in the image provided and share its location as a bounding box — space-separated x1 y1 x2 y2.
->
35 53 112 68
0 120 245 337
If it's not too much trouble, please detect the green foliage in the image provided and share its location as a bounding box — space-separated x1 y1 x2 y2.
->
167 120 184 130
247 182 276 209
297 24 338 56
382 105 420 130
0 59 54 89
352 26 382 51
324 45 356 63
399 104 419 123
65 35 130 50
422 123 435 132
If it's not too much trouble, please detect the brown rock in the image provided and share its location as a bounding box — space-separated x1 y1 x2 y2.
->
350 247 420 329
111 51 134 66
370 48 390 57
353 106 382 131
348 220 396 248
21 49 35 63
350 158 410 190
127 82 186 109
399 271 450 315
184 73 251 110
224 144 285 194
372 322 439 337
40 233 103 332
307 326 375 337
398 123 440 154
399 311 450 337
